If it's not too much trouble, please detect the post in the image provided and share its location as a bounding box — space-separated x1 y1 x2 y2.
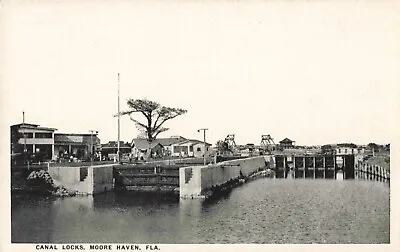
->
293 156 296 179
333 156 336 179
323 156 326 179
283 156 286 178
303 156 306 179
22 111 28 168
198 128 208 165
117 73 121 163
313 156 316 179
89 130 98 166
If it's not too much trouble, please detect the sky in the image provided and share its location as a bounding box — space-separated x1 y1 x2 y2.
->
1 1 399 146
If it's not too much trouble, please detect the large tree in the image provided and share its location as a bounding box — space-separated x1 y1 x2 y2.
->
120 99 187 143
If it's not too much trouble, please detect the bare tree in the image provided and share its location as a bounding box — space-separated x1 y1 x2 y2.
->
120 98 187 144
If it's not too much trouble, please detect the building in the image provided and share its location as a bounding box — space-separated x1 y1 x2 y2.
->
131 136 211 158
237 143 261 157
335 143 358 155
151 136 188 154
54 133 100 161
131 136 184 155
10 122 104 164
170 139 212 158
100 141 132 160
130 139 164 160
11 123 57 164
279 138 295 149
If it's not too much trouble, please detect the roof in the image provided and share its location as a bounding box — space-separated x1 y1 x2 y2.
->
131 139 164 150
56 133 98 137
101 141 131 148
337 143 357 148
11 123 57 131
11 123 39 128
279 138 294 144
55 134 100 144
175 139 212 146
131 136 187 147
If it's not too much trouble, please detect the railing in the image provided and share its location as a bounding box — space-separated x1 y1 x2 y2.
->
355 161 390 183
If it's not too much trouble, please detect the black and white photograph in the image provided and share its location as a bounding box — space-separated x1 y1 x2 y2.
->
1 0 398 251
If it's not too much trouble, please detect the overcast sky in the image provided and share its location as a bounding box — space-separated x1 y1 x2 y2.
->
1 1 399 146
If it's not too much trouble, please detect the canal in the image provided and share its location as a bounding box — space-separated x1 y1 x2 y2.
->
11 178 389 244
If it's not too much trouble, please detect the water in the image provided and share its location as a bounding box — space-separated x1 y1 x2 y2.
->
11 179 389 244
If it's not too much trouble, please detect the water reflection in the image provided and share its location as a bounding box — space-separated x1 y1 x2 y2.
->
12 179 389 244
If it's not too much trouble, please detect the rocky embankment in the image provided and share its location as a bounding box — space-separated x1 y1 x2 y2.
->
15 170 76 196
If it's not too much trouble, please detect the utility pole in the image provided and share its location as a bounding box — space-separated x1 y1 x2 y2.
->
198 128 208 165
89 130 98 166
117 72 121 163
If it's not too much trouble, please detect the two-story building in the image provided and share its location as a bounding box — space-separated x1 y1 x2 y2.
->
11 123 102 164
10 123 57 164
279 138 296 149
335 143 358 155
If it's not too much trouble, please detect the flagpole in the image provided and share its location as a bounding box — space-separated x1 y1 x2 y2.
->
117 73 121 163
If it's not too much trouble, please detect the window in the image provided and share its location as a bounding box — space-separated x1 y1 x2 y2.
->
174 146 180 153
23 133 33 138
35 133 53 138
189 146 193 152
351 149 354 154
197 147 201 152
345 149 348 154
338 149 341 154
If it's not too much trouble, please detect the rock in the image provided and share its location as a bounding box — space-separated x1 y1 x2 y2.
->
27 170 76 197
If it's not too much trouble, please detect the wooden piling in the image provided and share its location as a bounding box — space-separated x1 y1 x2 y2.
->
283 156 286 179
313 156 316 179
333 156 336 180
293 156 296 179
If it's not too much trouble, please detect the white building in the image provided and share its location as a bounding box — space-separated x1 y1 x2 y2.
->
131 136 212 158
170 139 211 158
335 144 358 155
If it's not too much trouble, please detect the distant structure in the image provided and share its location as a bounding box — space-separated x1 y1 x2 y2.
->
101 141 132 160
54 133 100 162
279 138 295 149
335 143 358 155
260 134 276 153
131 136 211 159
224 134 237 151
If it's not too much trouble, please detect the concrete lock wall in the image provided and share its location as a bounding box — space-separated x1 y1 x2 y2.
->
48 166 92 194
48 165 114 195
180 156 267 198
92 165 114 194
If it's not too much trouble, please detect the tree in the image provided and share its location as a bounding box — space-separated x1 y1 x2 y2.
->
367 143 379 151
321 144 334 154
216 140 229 152
120 98 187 145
